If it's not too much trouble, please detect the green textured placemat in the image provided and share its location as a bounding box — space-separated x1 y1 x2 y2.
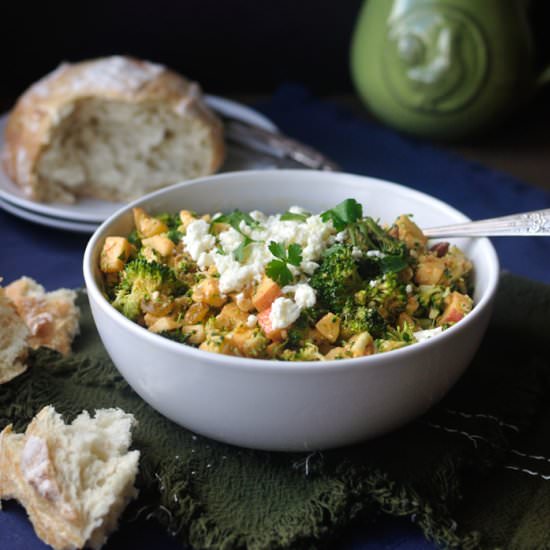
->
1 273 549 550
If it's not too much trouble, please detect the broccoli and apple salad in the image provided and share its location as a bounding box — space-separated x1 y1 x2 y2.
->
99 199 474 361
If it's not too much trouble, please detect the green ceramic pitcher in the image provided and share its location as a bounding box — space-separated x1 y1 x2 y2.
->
351 0 544 139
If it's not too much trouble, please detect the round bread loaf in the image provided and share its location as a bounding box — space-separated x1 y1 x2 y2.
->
2 56 225 203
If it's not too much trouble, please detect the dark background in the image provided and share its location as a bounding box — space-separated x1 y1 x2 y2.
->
3 0 550 102
3 0 363 100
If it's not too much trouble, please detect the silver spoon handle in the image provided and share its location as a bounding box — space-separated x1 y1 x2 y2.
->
423 209 550 238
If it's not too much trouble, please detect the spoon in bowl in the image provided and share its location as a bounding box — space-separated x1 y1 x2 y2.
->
423 209 550 238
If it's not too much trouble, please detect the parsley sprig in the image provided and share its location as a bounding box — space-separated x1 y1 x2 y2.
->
265 241 303 286
213 210 261 261
213 210 261 231
320 198 363 231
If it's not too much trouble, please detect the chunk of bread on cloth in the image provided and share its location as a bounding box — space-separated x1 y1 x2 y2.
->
5 276 80 356
2 55 225 203
0 406 140 550
0 283 29 383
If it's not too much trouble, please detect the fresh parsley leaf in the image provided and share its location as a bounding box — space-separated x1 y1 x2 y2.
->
321 198 363 231
287 243 303 266
268 241 287 260
234 236 255 262
380 255 408 274
280 211 309 222
214 210 260 232
266 242 303 285
266 259 293 286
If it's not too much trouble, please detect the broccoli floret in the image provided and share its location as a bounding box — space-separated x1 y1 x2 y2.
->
341 300 386 339
112 258 183 320
348 218 411 277
416 284 450 320
280 342 323 362
385 322 415 344
310 244 362 312
284 307 323 350
363 273 408 321
350 217 407 257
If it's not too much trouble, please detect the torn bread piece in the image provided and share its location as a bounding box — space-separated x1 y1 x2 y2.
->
3 56 225 204
0 406 140 550
5 277 80 355
0 284 29 383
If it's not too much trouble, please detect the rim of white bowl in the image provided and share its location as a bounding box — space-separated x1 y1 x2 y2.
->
83 170 500 373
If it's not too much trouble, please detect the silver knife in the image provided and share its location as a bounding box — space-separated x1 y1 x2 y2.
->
219 116 340 171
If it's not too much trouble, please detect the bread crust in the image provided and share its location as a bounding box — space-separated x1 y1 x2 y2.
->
0 406 139 550
0 286 29 383
2 56 225 202
5 277 80 356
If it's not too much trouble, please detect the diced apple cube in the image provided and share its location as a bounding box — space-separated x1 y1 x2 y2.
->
345 332 374 357
141 235 175 257
257 306 284 341
438 292 473 325
252 277 282 312
148 316 182 333
394 215 428 249
229 326 267 357
179 210 196 230
100 236 134 273
215 302 249 330
415 255 446 285
315 313 340 343
192 278 227 308
133 207 168 238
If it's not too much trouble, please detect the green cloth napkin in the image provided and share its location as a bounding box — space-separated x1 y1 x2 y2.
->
1 273 549 550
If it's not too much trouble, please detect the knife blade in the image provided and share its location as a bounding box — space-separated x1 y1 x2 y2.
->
219 116 339 171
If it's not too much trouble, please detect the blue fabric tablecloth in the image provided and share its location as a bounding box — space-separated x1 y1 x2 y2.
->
1 85 550 550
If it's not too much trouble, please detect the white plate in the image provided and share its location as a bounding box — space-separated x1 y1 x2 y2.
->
0 198 99 233
0 95 278 224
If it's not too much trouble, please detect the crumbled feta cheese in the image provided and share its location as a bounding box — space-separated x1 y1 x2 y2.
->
366 250 386 258
247 314 257 328
182 220 216 261
182 208 337 296
413 327 443 343
406 284 413 294
270 297 301 329
249 210 266 222
352 246 363 259
288 205 308 214
214 254 255 294
335 230 347 242
301 260 319 275
218 227 243 254
282 283 316 309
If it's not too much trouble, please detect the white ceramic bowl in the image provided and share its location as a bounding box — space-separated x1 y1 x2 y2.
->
83 170 499 451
